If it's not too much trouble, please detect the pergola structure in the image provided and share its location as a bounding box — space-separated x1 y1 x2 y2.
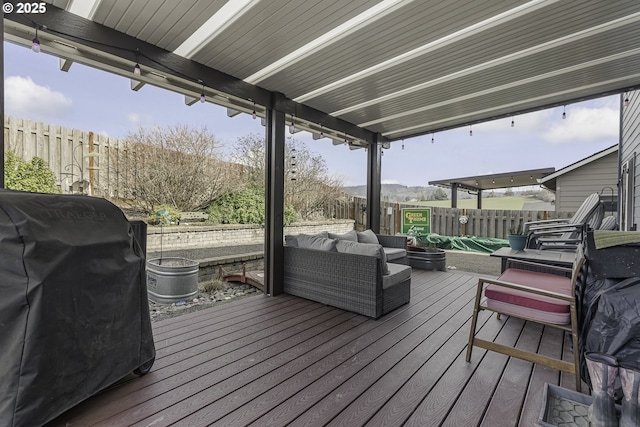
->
3 1 640 295
429 167 555 208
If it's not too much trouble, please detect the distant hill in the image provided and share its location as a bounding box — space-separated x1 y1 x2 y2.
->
342 184 460 202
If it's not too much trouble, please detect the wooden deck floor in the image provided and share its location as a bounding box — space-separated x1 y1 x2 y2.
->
47 269 581 426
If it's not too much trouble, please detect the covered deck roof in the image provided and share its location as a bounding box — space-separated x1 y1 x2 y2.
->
4 1 640 143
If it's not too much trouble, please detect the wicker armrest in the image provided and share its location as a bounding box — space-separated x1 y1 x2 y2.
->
376 234 408 249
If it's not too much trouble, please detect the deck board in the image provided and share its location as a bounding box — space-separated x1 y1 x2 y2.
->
47 268 582 427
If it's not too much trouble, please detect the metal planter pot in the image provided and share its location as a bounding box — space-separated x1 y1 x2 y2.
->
407 247 447 271
146 257 199 304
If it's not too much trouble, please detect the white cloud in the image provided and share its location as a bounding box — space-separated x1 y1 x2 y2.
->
4 76 72 118
127 112 154 127
542 105 619 143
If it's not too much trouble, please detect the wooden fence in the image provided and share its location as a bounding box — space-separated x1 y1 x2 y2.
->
342 196 573 240
4 116 128 197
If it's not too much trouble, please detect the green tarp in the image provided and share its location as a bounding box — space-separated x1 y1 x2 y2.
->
413 233 509 254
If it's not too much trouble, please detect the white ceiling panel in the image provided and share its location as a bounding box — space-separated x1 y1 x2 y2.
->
10 0 640 142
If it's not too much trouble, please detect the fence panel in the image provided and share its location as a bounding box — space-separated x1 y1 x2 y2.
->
339 196 574 239
4 116 129 197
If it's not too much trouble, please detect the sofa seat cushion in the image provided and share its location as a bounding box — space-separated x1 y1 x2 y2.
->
383 263 412 289
328 230 357 241
383 247 407 261
485 268 571 315
336 240 388 275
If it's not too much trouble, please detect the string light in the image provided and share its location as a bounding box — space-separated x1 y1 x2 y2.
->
431 133 435 144
402 139 405 150
562 105 566 119
32 26 41 53
511 118 515 128
252 102 257 119
469 125 473 136
624 96 630 108
199 81 205 103
289 115 295 133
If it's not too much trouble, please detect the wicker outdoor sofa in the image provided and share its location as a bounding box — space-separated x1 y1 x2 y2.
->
283 231 411 318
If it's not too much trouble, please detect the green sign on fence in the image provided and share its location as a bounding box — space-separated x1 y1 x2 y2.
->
402 208 431 234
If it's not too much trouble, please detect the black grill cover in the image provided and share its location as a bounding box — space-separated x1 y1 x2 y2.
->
0 189 155 427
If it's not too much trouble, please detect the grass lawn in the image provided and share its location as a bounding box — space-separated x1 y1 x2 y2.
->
410 196 531 210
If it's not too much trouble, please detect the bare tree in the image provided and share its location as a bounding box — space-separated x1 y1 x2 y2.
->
112 125 235 212
231 133 346 219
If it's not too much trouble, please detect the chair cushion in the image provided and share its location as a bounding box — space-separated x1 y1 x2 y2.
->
382 263 412 289
328 230 358 241
485 268 572 314
484 298 570 324
296 235 337 251
356 229 379 244
336 240 388 275
383 247 407 261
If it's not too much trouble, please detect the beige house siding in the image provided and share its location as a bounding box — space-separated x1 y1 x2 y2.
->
554 151 618 212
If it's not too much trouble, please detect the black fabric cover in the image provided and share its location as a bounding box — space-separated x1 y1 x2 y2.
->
578 231 640 388
0 189 155 427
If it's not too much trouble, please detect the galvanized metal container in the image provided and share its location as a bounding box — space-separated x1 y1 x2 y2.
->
146 257 199 304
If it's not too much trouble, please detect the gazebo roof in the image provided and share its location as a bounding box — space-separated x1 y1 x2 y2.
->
4 1 640 143
428 167 556 192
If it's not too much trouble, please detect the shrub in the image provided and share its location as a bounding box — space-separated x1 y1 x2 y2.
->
4 151 57 193
208 186 297 225
148 204 181 225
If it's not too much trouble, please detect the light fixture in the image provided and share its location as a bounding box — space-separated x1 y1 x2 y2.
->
469 125 473 137
32 26 41 53
562 105 566 119
319 125 324 138
133 48 140 75
492 179 496 184
401 139 404 150
511 118 514 128
431 133 435 144
252 103 257 119
510 177 514 183
289 115 295 133
625 96 630 108
199 82 205 103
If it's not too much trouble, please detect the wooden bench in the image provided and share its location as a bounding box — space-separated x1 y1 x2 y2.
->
180 212 208 223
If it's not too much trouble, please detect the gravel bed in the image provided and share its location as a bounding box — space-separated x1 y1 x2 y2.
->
148 282 260 322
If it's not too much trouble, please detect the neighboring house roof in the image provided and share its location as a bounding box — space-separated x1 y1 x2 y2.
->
538 145 618 191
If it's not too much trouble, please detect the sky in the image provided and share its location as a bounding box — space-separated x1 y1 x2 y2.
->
3 41 621 187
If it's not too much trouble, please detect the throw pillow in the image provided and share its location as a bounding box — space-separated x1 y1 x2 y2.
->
356 229 379 244
296 234 338 251
336 240 389 275
328 230 358 242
